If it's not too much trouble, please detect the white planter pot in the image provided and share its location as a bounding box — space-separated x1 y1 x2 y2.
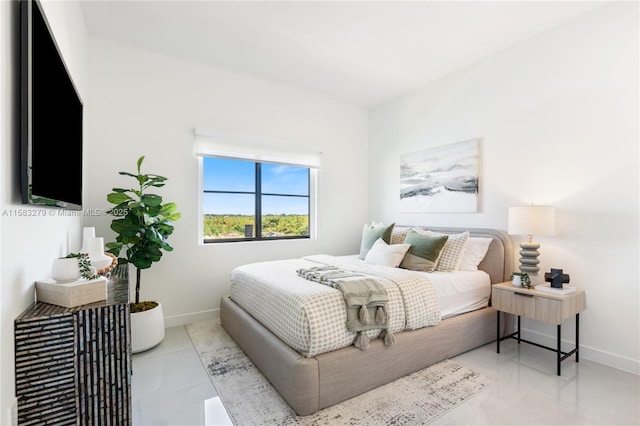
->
131 302 165 353
512 276 523 287
51 257 82 283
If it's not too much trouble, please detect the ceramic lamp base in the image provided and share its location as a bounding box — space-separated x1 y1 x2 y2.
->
518 241 540 274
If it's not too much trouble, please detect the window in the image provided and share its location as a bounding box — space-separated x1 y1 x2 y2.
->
196 128 320 243
202 157 312 242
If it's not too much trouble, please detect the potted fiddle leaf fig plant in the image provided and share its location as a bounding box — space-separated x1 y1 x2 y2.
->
106 155 181 353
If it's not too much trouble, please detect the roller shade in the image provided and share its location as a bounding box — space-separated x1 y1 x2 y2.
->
195 127 322 168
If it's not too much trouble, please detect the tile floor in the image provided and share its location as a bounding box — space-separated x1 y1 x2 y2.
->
131 326 233 425
132 325 639 426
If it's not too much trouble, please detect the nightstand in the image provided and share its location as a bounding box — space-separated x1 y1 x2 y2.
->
492 281 586 375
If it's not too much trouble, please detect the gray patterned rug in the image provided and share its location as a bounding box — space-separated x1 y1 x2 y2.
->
186 320 490 426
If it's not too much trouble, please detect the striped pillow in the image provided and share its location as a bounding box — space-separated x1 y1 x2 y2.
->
421 230 470 272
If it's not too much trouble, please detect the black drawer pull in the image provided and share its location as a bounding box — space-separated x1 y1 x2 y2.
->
515 292 534 298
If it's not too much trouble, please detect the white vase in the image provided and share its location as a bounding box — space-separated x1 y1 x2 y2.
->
80 227 96 254
51 257 82 283
512 276 523 287
87 237 112 270
131 302 165 353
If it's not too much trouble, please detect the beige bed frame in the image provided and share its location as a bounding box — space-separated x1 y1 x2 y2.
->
220 227 514 416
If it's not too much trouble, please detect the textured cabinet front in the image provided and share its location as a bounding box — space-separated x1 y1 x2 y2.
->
14 312 78 425
76 305 131 424
15 279 131 425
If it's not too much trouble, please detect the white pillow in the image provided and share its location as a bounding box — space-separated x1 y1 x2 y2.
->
364 238 411 268
458 237 493 271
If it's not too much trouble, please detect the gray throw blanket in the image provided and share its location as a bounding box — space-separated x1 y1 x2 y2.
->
296 265 394 350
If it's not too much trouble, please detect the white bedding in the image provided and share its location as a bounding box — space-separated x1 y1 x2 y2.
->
423 270 491 318
330 256 491 318
311 255 491 318
229 254 487 358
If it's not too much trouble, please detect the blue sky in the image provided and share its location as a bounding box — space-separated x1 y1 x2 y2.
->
203 157 309 215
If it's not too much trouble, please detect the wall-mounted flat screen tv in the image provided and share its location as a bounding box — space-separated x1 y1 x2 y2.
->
21 0 83 210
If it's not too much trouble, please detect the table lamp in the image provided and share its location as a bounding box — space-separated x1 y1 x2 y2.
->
508 205 555 274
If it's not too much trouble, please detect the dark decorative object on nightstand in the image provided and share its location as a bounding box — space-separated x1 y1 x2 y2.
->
545 268 570 288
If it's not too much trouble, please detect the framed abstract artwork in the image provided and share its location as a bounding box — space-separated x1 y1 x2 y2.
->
400 138 480 213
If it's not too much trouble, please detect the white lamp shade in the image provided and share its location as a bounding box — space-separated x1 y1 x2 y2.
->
508 206 555 236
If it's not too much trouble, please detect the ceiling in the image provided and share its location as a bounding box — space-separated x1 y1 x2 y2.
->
80 1 607 108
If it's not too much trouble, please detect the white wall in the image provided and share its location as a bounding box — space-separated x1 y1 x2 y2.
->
369 2 639 374
84 37 369 326
0 0 88 423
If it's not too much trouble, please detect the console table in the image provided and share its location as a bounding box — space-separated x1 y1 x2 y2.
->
14 273 131 425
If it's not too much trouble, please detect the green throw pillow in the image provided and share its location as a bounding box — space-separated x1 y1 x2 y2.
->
400 229 449 272
359 222 394 260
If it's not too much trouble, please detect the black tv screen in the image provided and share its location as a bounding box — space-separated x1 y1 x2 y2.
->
21 0 83 209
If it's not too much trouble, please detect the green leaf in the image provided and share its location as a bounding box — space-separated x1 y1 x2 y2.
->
136 156 145 172
110 218 140 234
159 241 174 251
132 258 153 270
105 245 123 257
142 194 162 207
147 175 167 186
165 212 181 222
137 174 149 186
105 241 123 251
107 192 133 205
160 202 178 215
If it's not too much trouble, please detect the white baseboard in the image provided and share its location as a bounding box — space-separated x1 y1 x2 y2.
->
520 327 639 375
11 397 18 426
163 309 219 328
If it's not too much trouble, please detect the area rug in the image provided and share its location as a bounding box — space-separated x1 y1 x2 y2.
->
186 320 490 426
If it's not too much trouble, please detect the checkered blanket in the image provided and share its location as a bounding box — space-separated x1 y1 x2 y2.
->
296 265 393 350
230 255 441 357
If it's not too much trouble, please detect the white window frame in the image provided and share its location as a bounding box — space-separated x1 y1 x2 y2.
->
195 128 320 244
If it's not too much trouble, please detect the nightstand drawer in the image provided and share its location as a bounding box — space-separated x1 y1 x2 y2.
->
492 287 536 317
536 296 583 323
492 282 586 325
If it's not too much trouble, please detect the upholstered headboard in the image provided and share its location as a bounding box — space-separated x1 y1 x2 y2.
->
396 226 513 284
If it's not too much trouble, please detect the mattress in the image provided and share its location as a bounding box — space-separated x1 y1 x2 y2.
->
229 254 487 358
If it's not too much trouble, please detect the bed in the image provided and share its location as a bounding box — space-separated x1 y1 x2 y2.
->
220 226 514 416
